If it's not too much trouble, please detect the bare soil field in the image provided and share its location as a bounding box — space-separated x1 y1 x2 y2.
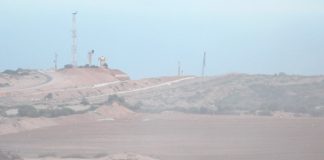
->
0 114 323 160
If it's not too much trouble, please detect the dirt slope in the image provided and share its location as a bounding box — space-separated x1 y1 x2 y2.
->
0 68 191 106
0 103 138 135
0 69 50 92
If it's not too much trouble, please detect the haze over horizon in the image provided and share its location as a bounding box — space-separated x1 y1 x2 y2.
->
1 0 324 79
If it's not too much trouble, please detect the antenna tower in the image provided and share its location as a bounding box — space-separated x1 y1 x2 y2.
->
201 51 206 77
71 12 78 67
54 53 58 71
178 61 181 76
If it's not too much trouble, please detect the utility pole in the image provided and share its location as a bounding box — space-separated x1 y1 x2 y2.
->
178 61 181 76
71 11 78 67
54 53 58 71
201 51 206 77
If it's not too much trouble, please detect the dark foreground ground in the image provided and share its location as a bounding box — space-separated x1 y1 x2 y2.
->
0 115 324 160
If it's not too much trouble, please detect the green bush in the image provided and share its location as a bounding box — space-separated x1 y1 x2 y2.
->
90 65 99 68
92 153 108 158
126 101 143 111
0 83 10 88
61 154 88 159
80 97 90 105
2 69 29 75
106 94 126 105
256 110 273 116
309 107 324 117
38 153 57 158
64 64 73 69
16 105 77 118
44 93 53 100
2 70 17 75
17 105 39 117
38 108 75 118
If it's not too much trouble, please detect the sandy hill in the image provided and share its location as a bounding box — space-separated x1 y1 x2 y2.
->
45 68 129 89
0 68 129 92
125 74 324 116
0 69 50 92
3 70 324 117
0 67 190 106
0 67 130 105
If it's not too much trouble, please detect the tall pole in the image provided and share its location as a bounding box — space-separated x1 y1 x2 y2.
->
54 53 58 71
178 61 181 76
72 12 78 67
201 51 206 77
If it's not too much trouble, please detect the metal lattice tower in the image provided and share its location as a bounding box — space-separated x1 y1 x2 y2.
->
178 61 181 76
54 53 58 71
201 51 206 77
71 12 78 67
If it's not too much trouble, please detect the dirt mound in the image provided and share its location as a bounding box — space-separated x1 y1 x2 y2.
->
46 68 121 88
95 103 135 120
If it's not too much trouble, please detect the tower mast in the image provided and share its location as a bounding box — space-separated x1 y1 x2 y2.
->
54 53 58 71
178 61 181 76
71 11 78 67
201 51 206 77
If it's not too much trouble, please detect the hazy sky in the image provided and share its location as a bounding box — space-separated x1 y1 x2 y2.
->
1 0 324 79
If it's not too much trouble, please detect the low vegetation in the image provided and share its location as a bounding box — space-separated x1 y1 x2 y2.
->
4 104 100 118
0 106 9 116
63 64 73 69
38 153 57 158
0 83 10 88
16 105 74 118
2 68 30 76
105 94 141 111
13 105 76 118
44 93 53 100
92 153 108 158
80 97 90 105
17 105 39 117
0 150 22 160
61 154 88 159
2 74 324 117
78 64 99 68
125 74 324 117
106 94 128 106
64 64 99 69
